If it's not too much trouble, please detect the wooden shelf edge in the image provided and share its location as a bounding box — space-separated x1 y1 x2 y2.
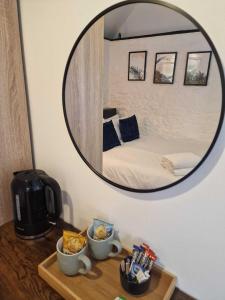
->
38 261 82 300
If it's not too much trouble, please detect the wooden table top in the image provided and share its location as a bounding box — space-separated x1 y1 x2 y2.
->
0 221 193 300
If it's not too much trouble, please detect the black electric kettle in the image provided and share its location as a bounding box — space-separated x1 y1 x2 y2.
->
11 169 62 239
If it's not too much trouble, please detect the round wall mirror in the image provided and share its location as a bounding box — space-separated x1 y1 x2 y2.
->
63 0 224 192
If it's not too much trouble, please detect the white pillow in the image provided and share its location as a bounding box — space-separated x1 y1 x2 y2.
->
103 114 123 143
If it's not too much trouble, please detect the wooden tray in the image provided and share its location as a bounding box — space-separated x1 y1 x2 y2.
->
38 243 176 300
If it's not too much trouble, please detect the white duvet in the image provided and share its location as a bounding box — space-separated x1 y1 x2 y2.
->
103 134 206 189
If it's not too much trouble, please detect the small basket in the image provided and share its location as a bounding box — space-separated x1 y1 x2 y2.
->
119 262 151 295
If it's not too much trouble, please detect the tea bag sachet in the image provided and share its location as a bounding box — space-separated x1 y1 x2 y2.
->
63 230 86 255
93 219 114 240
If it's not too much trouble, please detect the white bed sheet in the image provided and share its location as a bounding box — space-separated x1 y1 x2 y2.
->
103 134 207 189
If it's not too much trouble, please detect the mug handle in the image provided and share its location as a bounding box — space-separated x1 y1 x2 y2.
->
78 254 92 274
108 240 122 257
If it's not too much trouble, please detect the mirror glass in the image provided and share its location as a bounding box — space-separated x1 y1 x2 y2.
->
63 1 224 192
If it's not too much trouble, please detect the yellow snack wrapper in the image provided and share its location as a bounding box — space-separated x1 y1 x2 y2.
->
63 230 86 255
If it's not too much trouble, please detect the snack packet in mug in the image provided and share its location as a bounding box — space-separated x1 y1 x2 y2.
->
93 218 114 240
63 230 86 255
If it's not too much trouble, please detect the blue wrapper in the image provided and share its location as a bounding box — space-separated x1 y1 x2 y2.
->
136 246 145 264
129 262 145 279
132 245 140 262
93 218 114 240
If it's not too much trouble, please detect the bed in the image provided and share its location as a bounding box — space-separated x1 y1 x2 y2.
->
103 133 207 189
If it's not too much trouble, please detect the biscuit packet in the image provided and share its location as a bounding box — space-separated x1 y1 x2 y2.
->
63 230 86 255
93 219 113 240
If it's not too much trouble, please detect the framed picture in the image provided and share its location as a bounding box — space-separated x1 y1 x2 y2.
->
153 52 177 84
184 51 212 86
128 51 147 81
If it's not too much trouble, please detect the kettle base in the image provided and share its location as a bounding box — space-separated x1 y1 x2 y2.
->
16 226 53 240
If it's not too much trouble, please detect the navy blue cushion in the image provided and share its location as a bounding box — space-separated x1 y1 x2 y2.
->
103 120 121 152
119 115 140 142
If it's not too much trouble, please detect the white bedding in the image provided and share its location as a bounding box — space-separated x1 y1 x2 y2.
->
161 153 201 171
103 134 207 189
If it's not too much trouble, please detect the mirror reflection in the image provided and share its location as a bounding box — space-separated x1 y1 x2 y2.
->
64 2 223 191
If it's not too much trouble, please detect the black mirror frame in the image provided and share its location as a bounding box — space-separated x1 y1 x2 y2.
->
62 0 225 193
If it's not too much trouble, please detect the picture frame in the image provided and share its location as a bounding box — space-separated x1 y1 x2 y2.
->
128 51 147 81
153 52 177 84
184 51 212 86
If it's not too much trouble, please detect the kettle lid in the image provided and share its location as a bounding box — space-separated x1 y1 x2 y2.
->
13 169 47 181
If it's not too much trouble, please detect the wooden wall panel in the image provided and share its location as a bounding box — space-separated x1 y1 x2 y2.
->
0 0 33 225
65 18 104 173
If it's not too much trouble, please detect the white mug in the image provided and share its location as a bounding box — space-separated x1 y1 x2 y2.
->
87 224 122 260
56 236 92 276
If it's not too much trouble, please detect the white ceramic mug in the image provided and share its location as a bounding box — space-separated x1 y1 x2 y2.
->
87 225 122 260
56 236 91 276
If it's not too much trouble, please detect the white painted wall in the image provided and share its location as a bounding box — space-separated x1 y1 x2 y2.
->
19 1 225 299
104 3 196 39
104 33 221 144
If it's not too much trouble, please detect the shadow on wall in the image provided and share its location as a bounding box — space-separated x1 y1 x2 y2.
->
109 118 225 201
61 190 74 224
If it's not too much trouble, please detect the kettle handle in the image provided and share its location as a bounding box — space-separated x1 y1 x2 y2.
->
40 175 62 223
